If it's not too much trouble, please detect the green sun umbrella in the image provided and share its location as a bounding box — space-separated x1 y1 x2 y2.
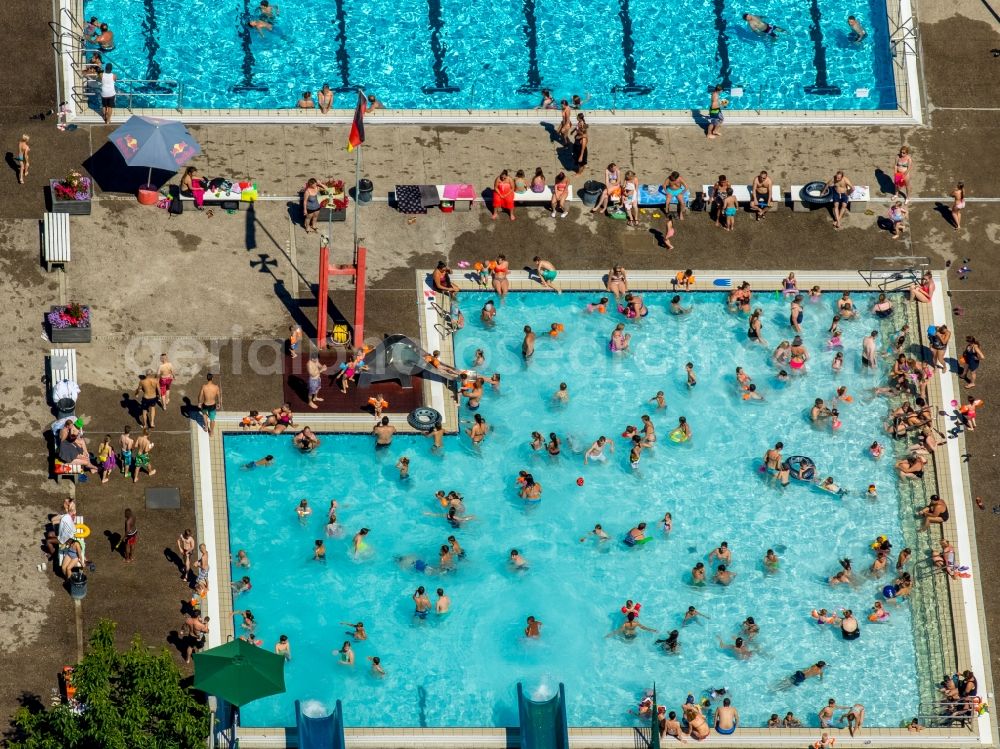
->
193 638 286 707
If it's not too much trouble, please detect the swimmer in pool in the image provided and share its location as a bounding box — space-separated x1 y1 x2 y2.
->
448 535 465 558
764 548 780 573
763 442 790 485
313 539 326 561
553 382 569 402
848 15 867 43
691 562 707 584
509 549 529 570
436 588 450 614
580 523 610 543
607 611 658 639
718 635 752 659
296 498 312 521
670 295 692 315
584 436 613 464
686 362 697 388
775 661 827 690
334 641 355 665
525 616 543 638
352 527 370 557
629 436 643 469
412 586 431 618
708 541 732 566
341 621 367 640
655 629 680 652
519 474 542 500
648 391 667 409
661 512 673 534
626 522 647 544
743 12 784 37
713 565 735 585
640 415 656 446
683 605 709 625
243 454 274 469
522 325 535 359
742 616 759 639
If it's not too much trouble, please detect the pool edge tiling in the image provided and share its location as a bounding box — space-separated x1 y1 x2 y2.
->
197 270 992 748
59 0 922 125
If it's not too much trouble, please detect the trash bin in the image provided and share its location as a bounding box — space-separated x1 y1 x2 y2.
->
69 568 87 600
56 397 76 418
580 181 604 208
358 179 374 205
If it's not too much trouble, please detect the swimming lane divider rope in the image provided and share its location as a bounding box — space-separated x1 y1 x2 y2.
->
711 0 733 91
421 0 460 94
516 0 543 94
804 0 841 95
232 0 268 93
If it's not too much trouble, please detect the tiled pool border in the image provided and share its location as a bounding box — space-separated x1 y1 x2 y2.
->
59 0 922 126
194 270 993 747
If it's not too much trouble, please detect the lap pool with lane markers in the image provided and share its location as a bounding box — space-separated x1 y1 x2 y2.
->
85 0 896 110
224 290 928 729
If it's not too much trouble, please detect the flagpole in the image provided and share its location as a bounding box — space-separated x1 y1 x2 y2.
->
353 143 361 260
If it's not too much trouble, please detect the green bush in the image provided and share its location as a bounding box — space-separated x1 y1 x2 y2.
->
10 619 209 749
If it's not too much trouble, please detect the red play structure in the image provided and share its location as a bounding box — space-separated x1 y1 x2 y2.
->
316 236 366 349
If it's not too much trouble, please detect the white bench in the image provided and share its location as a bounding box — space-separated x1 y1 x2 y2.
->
702 184 783 210
179 182 250 209
790 184 870 212
43 213 71 272
436 184 477 210
49 349 78 400
511 185 576 204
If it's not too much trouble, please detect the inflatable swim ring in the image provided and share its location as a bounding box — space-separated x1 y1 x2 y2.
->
785 455 816 481
669 429 688 443
75 523 91 539
407 407 442 432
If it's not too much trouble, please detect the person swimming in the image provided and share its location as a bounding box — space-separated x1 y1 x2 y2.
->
743 12 783 37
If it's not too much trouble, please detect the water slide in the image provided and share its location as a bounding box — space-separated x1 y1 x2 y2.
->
294 699 345 749
517 682 570 749
357 334 459 389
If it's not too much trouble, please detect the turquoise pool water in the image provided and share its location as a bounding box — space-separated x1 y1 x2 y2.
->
84 0 896 110
224 290 920 728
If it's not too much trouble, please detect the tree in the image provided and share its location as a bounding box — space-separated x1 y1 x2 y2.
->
10 619 209 749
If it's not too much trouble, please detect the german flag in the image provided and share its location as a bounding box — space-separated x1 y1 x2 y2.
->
347 90 366 152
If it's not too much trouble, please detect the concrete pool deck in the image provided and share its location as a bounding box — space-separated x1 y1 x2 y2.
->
3 0 1000 744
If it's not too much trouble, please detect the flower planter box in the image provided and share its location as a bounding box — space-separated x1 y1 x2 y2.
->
48 305 92 343
49 180 92 215
318 207 346 222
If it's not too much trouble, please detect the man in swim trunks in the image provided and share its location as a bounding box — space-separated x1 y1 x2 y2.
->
306 353 328 409
584 436 613 464
713 565 735 585
533 256 560 292
824 170 854 229
764 442 789 484
839 703 866 736
198 373 221 436
848 15 867 43
862 330 878 368
751 170 773 221
412 587 431 618
683 605 708 624
819 699 849 728
706 86 726 139
372 416 396 449
896 454 927 480
157 353 175 409
134 371 159 430
714 697 739 735
522 326 535 360
423 419 444 452
743 13 783 37
177 528 196 580
525 616 542 638
708 541 731 566
811 398 832 422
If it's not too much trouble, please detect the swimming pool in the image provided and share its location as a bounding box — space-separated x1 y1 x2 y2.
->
223 289 929 729
82 0 897 110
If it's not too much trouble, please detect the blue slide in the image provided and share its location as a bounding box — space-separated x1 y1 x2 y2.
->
517 683 570 749
295 699 345 749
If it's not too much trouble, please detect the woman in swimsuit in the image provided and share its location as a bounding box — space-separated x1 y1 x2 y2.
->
961 336 985 389
606 265 628 301
892 145 913 203
491 254 509 300
872 293 894 318
180 166 206 209
15 134 29 185
572 114 588 175
747 308 766 345
950 181 965 230
909 270 934 303
624 293 647 318
662 171 688 220
789 294 804 333
550 172 569 218
622 170 639 226
301 178 321 233
491 169 516 221
513 169 529 193
593 163 621 214
537 89 556 109
530 166 546 192
712 174 730 226
610 323 631 352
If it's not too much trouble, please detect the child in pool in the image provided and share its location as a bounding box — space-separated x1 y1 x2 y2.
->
832 351 844 372
809 285 822 302
870 442 884 459
586 297 608 313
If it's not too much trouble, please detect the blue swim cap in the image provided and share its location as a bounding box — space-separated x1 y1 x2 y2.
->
927 326 937 335
883 584 897 599
414 560 426 572
685 694 695 704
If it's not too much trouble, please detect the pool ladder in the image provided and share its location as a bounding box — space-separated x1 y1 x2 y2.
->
857 257 929 292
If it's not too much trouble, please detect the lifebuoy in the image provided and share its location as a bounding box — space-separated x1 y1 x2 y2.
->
407 407 441 432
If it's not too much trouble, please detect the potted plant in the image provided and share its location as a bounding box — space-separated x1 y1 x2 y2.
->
318 178 349 222
49 170 93 215
47 302 92 343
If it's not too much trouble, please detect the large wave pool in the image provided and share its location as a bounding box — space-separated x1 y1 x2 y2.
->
224 289 922 728
84 0 897 110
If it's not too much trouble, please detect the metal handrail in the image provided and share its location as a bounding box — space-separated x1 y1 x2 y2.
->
61 7 84 33
114 79 183 113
